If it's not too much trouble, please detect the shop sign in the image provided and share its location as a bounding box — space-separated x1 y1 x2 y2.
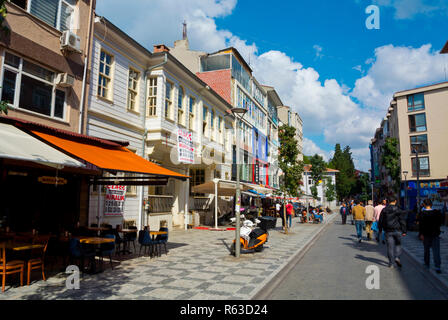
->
38 176 67 185
104 185 126 216
177 128 194 164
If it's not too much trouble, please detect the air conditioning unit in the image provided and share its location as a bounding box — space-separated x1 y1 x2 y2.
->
56 73 75 87
60 31 81 53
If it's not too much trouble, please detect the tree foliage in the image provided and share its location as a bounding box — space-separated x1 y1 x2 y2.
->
325 176 337 203
329 144 357 201
382 137 401 192
278 124 304 197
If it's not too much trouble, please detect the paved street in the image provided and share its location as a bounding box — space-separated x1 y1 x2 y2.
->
0 214 337 300
268 218 448 300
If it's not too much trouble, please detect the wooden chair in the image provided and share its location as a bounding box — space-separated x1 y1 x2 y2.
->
1 242 25 292
27 235 50 286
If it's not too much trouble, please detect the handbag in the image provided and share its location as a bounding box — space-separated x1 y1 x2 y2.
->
371 221 378 232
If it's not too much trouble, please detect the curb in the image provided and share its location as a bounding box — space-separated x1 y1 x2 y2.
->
251 214 337 300
402 247 448 298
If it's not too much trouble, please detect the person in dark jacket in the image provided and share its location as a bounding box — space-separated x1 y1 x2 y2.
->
419 198 443 274
378 196 407 268
340 203 348 225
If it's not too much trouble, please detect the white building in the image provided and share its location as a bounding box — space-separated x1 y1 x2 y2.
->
301 165 338 208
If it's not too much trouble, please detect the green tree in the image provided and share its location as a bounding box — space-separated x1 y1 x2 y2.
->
354 172 371 203
325 176 337 203
329 144 356 201
278 124 304 198
382 137 401 192
309 154 326 202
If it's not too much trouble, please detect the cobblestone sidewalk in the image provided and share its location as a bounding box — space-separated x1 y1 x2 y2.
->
0 214 338 300
402 225 448 289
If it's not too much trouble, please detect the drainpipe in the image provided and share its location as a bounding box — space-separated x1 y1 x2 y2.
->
139 53 168 229
78 0 95 134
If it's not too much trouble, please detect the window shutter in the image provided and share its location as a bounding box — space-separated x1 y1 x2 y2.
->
30 0 59 28
60 1 74 31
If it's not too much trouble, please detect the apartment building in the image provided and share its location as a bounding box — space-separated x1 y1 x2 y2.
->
86 19 234 230
0 0 96 231
371 81 448 210
169 38 282 190
277 105 304 162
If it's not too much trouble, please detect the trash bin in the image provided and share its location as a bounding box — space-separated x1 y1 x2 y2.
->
259 216 277 230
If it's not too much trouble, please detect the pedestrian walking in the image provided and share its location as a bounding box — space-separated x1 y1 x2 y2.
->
349 200 355 225
352 200 366 242
374 199 387 243
286 201 294 228
418 198 443 274
340 202 348 225
364 200 375 240
378 196 407 269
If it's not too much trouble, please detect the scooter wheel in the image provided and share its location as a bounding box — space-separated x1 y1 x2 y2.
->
254 244 264 252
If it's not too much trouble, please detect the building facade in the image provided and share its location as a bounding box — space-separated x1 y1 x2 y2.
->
169 39 283 190
371 81 448 211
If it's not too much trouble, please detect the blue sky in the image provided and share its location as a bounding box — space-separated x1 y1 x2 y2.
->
96 0 448 170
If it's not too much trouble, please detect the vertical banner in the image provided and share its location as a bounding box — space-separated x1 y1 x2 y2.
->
104 185 126 216
177 128 194 164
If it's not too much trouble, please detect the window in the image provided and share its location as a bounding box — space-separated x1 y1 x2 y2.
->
409 113 426 132
28 0 76 32
98 50 113 100
165 81 173 119
407 93 425 112
189 96 195 131
147 77 157 117
127 68 139 112
410 134 428 154
202 106 208 135
210 109 215 140
177 86 184 126
190 168 205 195
411 156 430 176
1 52 66 119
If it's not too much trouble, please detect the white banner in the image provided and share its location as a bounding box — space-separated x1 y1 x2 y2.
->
177 128 194 164
104 185 126 216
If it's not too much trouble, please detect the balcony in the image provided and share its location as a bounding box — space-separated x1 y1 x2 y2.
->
147 195 174 214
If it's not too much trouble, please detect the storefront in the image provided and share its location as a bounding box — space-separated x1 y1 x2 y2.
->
0 117 188 233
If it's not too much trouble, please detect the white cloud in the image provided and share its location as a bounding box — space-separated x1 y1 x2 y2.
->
96 1 447 172
373 0 448 20
313 45 323 59
303 138 332 161
352 44 447 110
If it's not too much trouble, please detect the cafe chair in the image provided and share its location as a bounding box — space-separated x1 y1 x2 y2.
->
1 242 25 292
27 235 50 285
155 227 169 256
68 238 95 274
138 230 158 258
124 226 137 253
98 234 115 270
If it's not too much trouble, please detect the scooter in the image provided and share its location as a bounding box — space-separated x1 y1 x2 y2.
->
230 219 268 254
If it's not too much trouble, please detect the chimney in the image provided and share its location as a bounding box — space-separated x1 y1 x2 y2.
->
153 44 170 53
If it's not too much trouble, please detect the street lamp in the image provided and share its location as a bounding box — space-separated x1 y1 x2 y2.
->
412 141 422 221
231 106 247 258
402 170 408 212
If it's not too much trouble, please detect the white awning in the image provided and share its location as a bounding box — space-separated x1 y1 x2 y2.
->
0 123 85 169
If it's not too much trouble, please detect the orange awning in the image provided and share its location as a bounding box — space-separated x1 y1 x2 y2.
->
31 130 188 179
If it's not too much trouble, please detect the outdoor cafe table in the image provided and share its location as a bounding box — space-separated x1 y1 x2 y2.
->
60 236 115 274
4 242 45 251
119 229 138 255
